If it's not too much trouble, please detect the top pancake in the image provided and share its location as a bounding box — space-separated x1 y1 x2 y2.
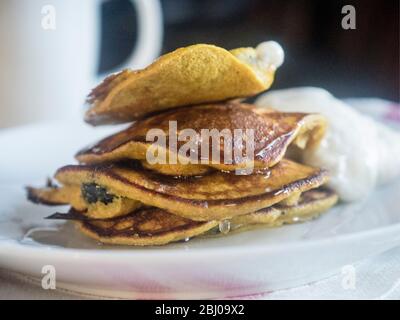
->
77 102 326 174
85 44 278 125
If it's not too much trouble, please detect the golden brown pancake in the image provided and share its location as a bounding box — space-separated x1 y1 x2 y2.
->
230 187 338 228
141 161 213 176
27 159 329 221
45 188 337 246
85 44 278 125
75 207 218 246
27 184 141 219
77 102 326 175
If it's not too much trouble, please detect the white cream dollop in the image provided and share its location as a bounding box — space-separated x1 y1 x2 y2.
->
256 87 400 202
256 41 285 70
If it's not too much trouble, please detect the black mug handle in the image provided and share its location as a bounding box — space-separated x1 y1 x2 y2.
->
96 0 163 81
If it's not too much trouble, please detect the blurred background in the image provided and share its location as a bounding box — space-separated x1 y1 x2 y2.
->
0 0 398 128
100 0 399 99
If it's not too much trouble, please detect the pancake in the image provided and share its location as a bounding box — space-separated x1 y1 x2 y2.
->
45 188 337 246
77 102 327 175
141 161 213 176
230 187 338 228
67 207 218 246
27 184 141 219
85 43 280 125
27 159 329 221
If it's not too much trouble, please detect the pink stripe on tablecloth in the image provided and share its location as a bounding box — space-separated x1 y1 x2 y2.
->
384 103 400 123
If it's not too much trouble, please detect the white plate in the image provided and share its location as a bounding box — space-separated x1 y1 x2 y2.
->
0 101 400 299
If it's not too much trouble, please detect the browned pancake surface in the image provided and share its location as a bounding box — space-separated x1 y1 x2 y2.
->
49 159 328 221
75 207 218 246
77 102 326 174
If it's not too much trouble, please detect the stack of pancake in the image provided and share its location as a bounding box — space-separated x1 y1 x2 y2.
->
27 43 338 246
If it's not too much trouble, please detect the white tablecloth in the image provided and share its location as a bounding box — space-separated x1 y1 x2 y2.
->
1 246 399 300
